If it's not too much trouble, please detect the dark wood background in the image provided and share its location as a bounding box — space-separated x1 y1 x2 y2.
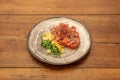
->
0 0 120 80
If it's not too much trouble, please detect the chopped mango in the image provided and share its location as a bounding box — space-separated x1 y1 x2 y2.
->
42 32 54 41
52 40 64 53
46 49 51 54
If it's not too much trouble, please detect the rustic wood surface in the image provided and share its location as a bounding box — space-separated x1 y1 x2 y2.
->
0 0 120 80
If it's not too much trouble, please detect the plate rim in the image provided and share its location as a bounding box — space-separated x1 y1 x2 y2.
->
27 17 92 65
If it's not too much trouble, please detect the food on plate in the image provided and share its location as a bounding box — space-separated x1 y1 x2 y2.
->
51 23 80 49
41 23 80 56
41 32 63 56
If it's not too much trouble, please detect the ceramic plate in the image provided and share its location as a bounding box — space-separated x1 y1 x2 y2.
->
28 17 91 65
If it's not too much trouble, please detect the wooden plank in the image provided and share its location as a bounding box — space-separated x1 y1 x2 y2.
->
0 0 120 14
0 37 120 67
0 15 120 43
0 68 120 80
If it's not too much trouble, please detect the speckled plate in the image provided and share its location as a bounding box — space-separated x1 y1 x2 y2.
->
28 17 91 65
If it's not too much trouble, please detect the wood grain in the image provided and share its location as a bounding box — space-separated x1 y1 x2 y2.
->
0 37 120 67
0 0 120 14
0 0 120 80
0 68 120 80
0 15 120 67
0 15 120 43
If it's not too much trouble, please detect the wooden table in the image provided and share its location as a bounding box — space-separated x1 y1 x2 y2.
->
0 0 120 80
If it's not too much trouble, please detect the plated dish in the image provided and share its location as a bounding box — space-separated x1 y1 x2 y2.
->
28 17 91 65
